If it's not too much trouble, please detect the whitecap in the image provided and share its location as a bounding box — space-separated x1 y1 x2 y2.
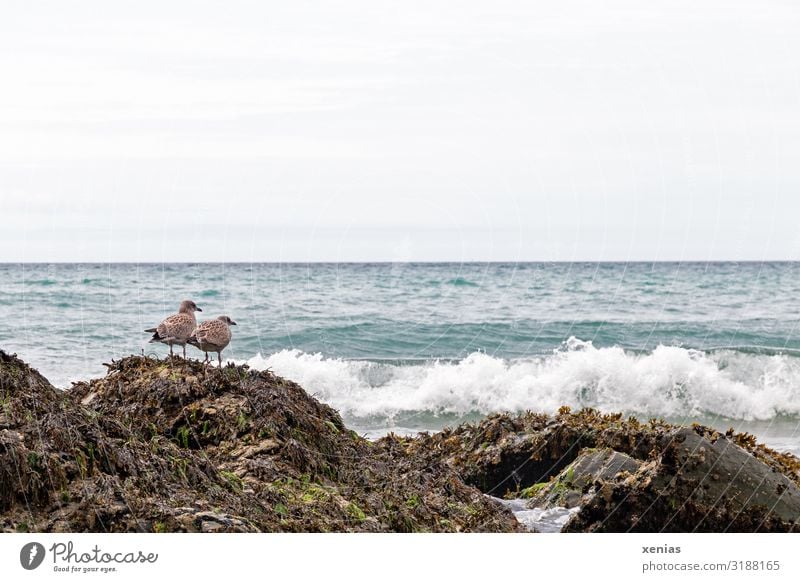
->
239 338 800 421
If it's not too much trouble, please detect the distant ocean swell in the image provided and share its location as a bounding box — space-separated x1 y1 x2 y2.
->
240 338 800 422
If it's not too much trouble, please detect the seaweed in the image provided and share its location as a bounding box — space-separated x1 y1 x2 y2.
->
2 348 797 533
0 351 521 533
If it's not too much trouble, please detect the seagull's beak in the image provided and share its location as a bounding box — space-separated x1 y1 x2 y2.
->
196 307 203 312
230 320 237 325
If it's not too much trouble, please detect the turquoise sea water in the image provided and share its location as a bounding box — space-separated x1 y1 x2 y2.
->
1 262 799 454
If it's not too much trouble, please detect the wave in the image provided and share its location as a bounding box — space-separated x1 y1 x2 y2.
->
445 277 479 287
239 338 800 422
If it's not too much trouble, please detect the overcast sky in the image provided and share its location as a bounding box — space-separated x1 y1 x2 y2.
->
1 0 799 262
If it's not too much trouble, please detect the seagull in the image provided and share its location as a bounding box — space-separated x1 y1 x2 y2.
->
188 315 237 366
145 300 202 358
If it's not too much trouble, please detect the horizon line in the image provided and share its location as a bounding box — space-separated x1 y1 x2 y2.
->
3 260 800 265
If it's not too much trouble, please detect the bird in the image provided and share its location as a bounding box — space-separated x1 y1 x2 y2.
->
144 300 202 358
188 315 237 366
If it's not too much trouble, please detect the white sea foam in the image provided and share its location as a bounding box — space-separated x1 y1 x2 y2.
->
239 338 800 421
490 497 581 532
511 506 581 533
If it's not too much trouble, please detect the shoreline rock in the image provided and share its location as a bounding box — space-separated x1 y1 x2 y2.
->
2 350 798 532
404 408 800 532
1 351 520 532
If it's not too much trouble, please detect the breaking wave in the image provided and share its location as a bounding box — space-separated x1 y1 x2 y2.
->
239 338 800 422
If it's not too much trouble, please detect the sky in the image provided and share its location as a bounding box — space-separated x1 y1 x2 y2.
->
1 0 799 262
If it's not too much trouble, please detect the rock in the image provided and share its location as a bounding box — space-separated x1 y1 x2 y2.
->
194 511 256 533
409 408 800 532
2 349 798 533
523 448 642 509
0 350 521 533
563 428 800 532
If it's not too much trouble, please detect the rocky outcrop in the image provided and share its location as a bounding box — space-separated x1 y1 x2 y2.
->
2 351 798 532
521 448 641 510
405 408 800 532
562 427 800 532
1 351 520 532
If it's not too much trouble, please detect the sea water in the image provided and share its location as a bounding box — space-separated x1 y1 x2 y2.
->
1 262 799 455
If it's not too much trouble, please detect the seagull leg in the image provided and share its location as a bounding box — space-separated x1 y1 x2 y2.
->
183 344 187 359
218 352 222 367
169 344 174 358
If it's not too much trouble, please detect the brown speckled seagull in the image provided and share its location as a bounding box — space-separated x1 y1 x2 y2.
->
145 300 202 358
188 315 236 366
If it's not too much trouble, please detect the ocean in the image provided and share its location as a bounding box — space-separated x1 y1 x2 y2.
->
1 262 799 456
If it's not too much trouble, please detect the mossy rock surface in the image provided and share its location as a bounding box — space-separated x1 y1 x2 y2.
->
0 351 520 532
2 350 799 533
521 448 641 509
407 407 800 532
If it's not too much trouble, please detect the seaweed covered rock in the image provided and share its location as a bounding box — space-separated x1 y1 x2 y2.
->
4 350 798 533
1 352 520 533
1 350 74 516
411 408 800 532
401 408 673 496
522 448 641 510
563 427 800 532
1 351 266 532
